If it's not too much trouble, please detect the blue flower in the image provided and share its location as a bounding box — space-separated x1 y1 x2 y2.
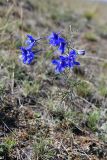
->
52 57 68 73
48 32 66 54
68 49 80 67
20 47 34 64
58 37 66 54
52 49 80 73
25 34 35 45
25 34 40 50
19 34 42 64
48 32 60 46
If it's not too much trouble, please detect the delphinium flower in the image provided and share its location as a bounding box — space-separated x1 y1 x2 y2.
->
25 34 41 49
52 56 68 73
48 32 67 54
20 34 40 64
48 32 60 47
67 49 80 67
25 34 36 46
20 47 34 64
58 37 66 54
52 49 80 73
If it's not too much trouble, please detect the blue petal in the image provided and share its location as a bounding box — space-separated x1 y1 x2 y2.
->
77 50 85 55
52 59 60 65
48 32 58 39
69 49 77 57
26 34 35 42
55 66 65 73
25 42 35 50
74 61 80 65
59 56 67 60
20 47 35 64
58 42 66 54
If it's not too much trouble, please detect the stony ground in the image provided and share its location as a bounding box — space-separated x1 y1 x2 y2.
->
0 0 107 159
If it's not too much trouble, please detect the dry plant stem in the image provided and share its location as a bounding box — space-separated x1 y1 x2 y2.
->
11 63 15 95
20 3 24 41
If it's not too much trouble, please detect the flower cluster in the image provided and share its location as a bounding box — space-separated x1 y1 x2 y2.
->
20 32 85 73
47 32 85 73
20 34 40 64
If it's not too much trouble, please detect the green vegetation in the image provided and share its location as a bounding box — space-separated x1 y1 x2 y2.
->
0 144 7 158
4 137 16 152
0 138 16 159
75 80 94 97
87 110 100 131
33 138 55 160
